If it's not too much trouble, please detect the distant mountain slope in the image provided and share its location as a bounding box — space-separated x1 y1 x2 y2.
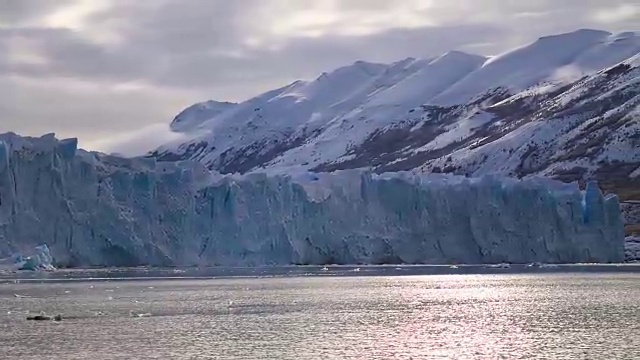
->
150 29 640 197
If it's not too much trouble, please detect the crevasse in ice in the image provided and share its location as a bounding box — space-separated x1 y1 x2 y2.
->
0 134 625 267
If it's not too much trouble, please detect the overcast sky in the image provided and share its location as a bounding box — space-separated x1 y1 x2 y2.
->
1 0 638 154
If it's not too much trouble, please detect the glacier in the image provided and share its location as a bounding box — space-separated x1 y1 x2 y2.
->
0 134 625 267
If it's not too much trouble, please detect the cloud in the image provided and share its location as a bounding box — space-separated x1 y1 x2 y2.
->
0 0 73 26
0 0 637 156
87 123 190 156
0 74 196 146
551 65 586 83
591 4 640 23
0 4 500 89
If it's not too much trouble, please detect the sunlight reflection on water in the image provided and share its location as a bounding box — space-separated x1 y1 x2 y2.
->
0 273 638 359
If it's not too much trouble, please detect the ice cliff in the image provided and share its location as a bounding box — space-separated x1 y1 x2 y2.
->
0 133 625 267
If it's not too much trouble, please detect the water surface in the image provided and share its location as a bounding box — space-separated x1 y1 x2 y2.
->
0 272 638 359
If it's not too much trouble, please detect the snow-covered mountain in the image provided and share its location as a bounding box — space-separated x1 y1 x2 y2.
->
151 29 640 199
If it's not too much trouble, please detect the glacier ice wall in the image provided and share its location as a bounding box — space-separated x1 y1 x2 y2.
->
0 134 625 267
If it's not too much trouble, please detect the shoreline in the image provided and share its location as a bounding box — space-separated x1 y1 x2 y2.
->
2 263 640 284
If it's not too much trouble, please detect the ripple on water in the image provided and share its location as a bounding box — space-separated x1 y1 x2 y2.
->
0 273 638 359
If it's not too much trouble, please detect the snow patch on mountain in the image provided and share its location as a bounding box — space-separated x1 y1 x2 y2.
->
367 51 486 107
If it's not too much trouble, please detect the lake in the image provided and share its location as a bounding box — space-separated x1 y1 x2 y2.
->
0 269 638 359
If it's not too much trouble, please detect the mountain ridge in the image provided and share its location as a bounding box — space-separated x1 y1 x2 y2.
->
146 29 638 199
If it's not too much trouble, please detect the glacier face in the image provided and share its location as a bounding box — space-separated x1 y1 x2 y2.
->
0 134 625 267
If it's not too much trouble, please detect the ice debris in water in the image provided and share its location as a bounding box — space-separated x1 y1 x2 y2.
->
129 310 151 318
487 263 511 269
26 313 62 321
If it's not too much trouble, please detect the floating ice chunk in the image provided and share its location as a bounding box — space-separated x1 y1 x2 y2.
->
129 310 152 318
2 245 55 271
16 245 55 271
26 313 62 321
487 263 511 269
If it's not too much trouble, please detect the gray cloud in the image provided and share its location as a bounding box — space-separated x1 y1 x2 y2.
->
0 0 637 153
0 0 73 25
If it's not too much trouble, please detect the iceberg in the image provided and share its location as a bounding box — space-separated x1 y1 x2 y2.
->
0 244 55 271
17 244 56 271
0 134 625 267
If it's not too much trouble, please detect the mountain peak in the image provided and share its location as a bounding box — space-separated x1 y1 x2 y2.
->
429 27 635 105
536 28 610 42
170 100 238 132
316 60 387 82
433 50 487 65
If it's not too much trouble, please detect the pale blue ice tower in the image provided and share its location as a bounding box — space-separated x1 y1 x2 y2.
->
0 140 8 173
